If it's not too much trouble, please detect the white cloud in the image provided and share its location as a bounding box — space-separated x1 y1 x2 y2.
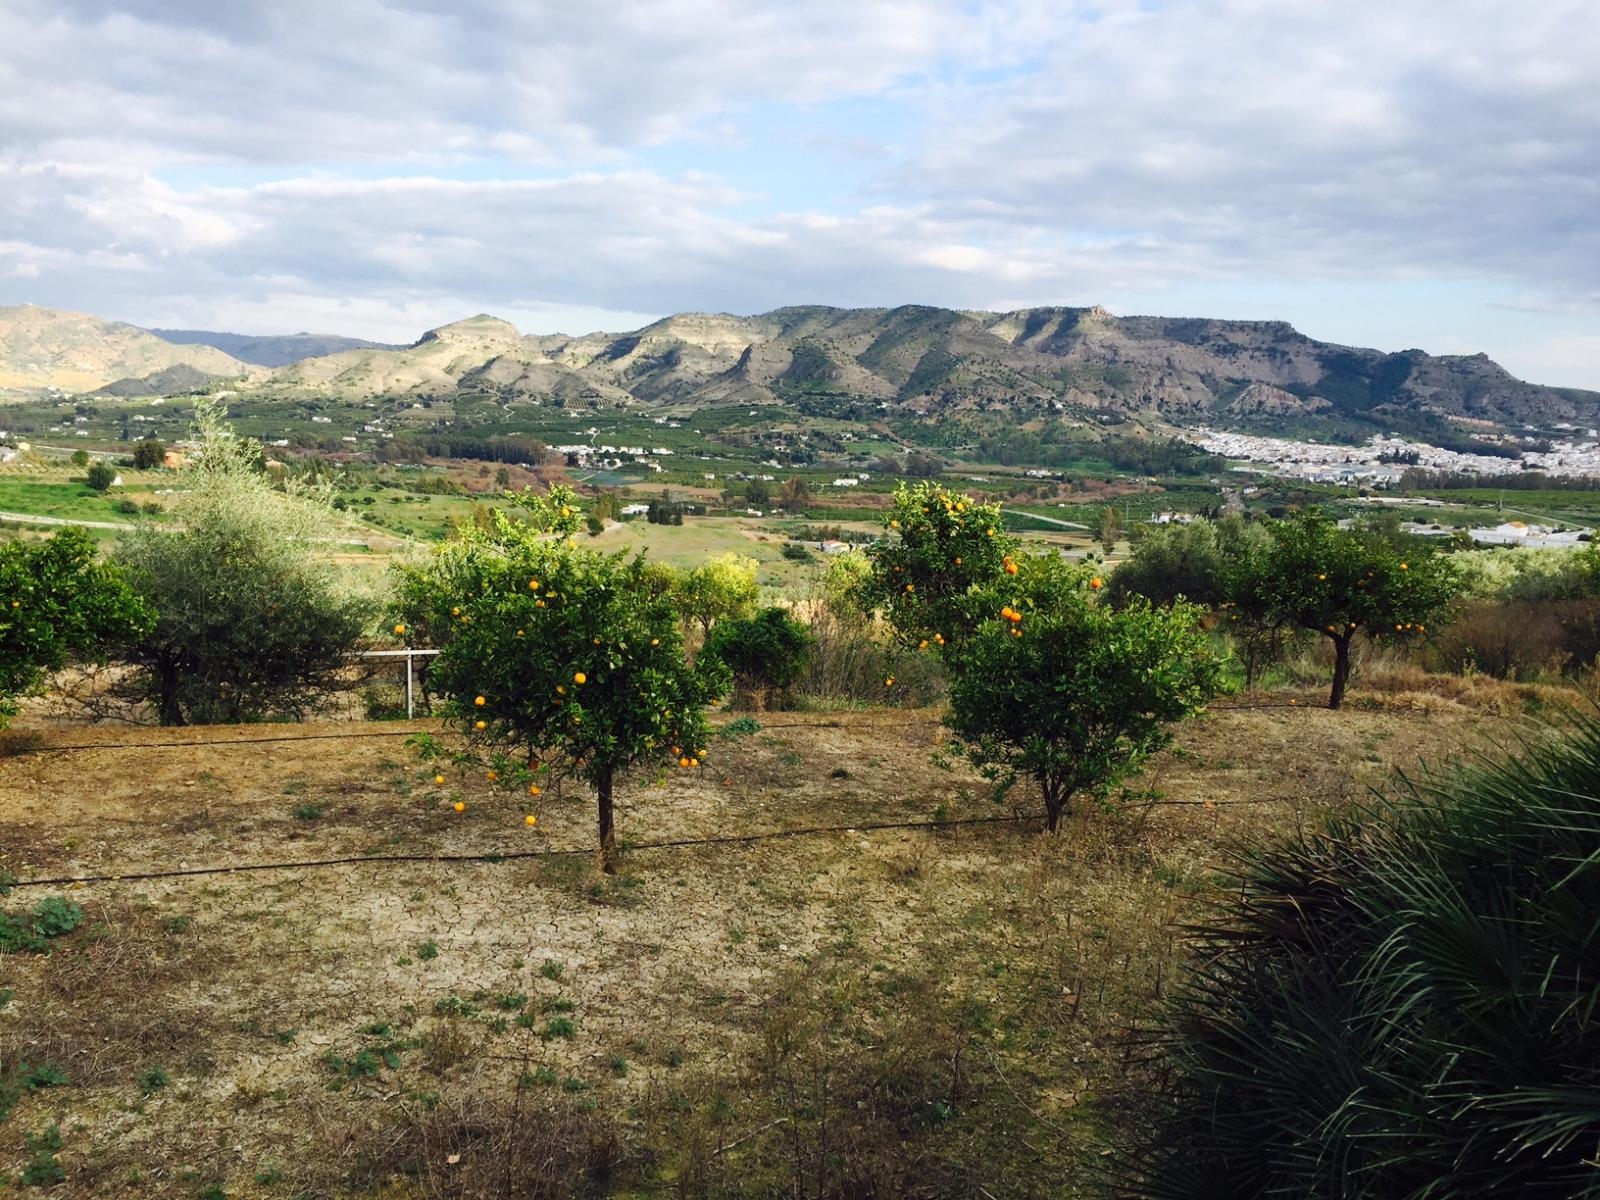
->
0 0 1596 388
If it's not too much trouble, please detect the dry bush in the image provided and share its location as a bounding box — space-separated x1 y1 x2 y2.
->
791 601 944 709
356 1088 625 1199
1426 599 1567 680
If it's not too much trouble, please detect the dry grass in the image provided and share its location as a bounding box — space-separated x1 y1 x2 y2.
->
0 692 1537 1196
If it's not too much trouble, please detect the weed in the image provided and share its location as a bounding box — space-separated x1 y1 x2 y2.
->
0 895 84 953
541 1017 578 1041
610 1055 629 1078
721 716 762 737
538 958 564 980
416 940 439 961
291 803 325 821
560 1075 589 1093
21 1124 65 1186
159 914 192 934
492 991 528 1011
136 1065 170 1096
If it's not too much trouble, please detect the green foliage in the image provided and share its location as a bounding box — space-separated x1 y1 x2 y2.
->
131 437 166 470
136 1065 170 1096
1238 511 1460 707
21 1124 64 1186
672 552 760 640
394 496 729 870
0 895 85 953
70 449 89 468
84 460 116 491
1123 715 1600 1200
111 399 371 725
0 527 152 726
945 553 1225 831
862 481 1016 649
704 606 813 705
0 1062 66 1126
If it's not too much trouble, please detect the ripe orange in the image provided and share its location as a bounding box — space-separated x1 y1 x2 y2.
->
393 623 406 635
529 784 541 796
679 756 690 768
689 757 699 768
516 629 524 637
885 676 895 687
529 579 540 590
486 770 498 781
918 639 929 650
650 637 660 646
474 695 486 707
434 773 446 784
453 800 465 813
474 719 486 730
1005 562 1018 576
1399 562 1409 570
574 671 587 685
451 606 461 616
525 814 538 827
1090 577 1103 590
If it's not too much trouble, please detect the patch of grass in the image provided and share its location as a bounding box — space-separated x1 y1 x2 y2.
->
538 958 564 980
291 802 326 821
541 1017 578 1041
416 940 439 961
21 1124 65 1186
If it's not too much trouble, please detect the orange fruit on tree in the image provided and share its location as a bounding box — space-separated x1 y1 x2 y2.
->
393 623 406 635
1090 577 1103 590
574 671 587 685
474 695 486 707
679 756 690 768
528 579 540 590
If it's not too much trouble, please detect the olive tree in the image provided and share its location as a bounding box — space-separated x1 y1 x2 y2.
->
112 399 370 725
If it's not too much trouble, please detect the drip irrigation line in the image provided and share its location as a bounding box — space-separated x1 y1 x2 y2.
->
7 811 1036 889
0 728 426 756
5 791 1304 892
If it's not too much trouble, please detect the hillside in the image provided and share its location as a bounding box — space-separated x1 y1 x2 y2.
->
254 304 1600 431
0 305 251 391
149 327 405 367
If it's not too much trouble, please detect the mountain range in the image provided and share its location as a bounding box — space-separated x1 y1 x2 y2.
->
3 302 1596 432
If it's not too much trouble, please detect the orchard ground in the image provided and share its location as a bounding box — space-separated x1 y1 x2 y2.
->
0 680 1561 1197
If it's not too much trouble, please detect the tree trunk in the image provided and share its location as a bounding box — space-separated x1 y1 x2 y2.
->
1329 633 1352 710
1043 780 1070 833
597 768 619 874
156 658 185 727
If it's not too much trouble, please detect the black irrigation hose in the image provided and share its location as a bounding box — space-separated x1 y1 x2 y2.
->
5 791 1303 892
0 727 427 756
6 811 1039 889
0 705 1322 759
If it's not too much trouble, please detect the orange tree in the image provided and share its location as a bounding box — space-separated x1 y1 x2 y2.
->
943 552 1226 832
1237 511 1459 709
0 528 152 726
394 489 728 872
860 480 1017 651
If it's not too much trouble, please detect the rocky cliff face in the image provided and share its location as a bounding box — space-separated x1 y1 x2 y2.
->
6 302 1594 429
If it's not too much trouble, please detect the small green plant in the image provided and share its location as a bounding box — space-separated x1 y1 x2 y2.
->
538 958 564 980
416 941 439 961
541 1017 578 1041
721 715 762 737
21 1124 65 1186
291 803 325 821
136 1065 170 1096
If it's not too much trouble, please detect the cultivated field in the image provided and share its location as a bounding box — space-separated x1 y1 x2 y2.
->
0 692 1539 1197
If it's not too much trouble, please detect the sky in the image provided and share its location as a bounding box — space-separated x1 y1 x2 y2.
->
1 0 1597 389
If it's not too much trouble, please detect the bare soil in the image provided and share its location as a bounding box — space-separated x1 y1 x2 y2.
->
0 698 1533 1197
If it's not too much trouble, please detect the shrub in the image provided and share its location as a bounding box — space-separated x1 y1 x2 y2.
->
85 461 116 491
704 606 812 709
1122 714 1600 1199
110 400 370 725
